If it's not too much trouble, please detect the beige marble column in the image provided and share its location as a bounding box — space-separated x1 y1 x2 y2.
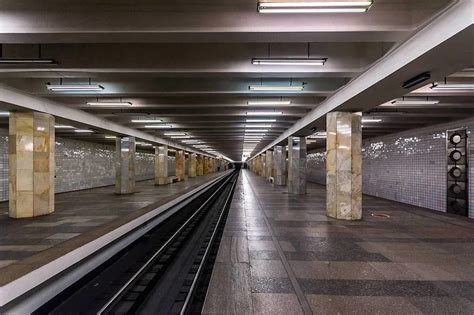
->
273 146 286 186
265 150 273 179
9 112 55 218
175 150 185 181
211 158 216 173
287 137 307 195
189 153 197 178
155 145 169 185
261 154 267 177
197 155 204 176
326 112 362 220
115 136 136 194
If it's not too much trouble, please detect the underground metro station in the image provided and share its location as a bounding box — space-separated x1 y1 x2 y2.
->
0 0 473 314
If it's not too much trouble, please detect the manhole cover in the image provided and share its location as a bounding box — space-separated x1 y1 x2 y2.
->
371 213 391 219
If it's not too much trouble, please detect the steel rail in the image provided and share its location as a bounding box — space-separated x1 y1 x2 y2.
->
96 173 234 315
179 173 237 315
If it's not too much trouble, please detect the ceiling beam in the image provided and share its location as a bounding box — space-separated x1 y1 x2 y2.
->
251 0 474 159
0 83 221 159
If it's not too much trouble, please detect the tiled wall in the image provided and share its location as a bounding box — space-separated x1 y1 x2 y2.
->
307 118 474 218
0 135 156 201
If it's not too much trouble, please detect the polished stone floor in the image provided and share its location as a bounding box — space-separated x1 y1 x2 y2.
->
203 170 474 315
0 173 222 271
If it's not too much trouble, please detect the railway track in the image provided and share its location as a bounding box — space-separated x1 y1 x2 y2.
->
34 171 238 315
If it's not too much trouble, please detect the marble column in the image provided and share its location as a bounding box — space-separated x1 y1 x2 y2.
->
9 112 55 218
273 146 286 186
326 112 362 220
266 150 273 179
197 155 204 176
175 150 185 181
115 136 136 195
261 154 267 177
189 153 197 178
287 137 306 195
155 145 169 185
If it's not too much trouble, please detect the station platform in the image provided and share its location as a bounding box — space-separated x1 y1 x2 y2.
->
203 170 474 314
0 173 224 292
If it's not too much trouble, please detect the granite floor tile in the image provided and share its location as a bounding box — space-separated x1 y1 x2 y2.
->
307 295 422 314
252 293 303 315
290 261 386 280
204 170 474 314
251 260 288 278
251 277 294 294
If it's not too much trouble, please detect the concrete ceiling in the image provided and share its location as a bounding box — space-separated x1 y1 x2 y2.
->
0 0 472 161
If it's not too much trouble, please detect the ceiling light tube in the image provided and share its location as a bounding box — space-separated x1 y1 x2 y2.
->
384 99 440 106
361 118 382 123
0 58 57 65
245 124 272 128
131 119 163 123
247 100 291 106
245 129 268 132
258 1 373 7
249 85 304 91
164 132 186 136
87 101 132 107
257 1 372 13
105 135 117 139
46 84 104 92
252 58 326 66
74 129 93 133
0 111 9 117
246 119 277 122
144 125 172 129
431 83 474 90
247 111 283 116
54 124 74 129
170 136 191 139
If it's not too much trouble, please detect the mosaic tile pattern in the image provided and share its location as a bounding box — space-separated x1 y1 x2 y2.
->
307 118 474 218
0 135 155 201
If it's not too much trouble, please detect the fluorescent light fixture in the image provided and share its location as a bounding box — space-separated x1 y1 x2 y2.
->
247 100 291 106
249 85 304 91
46 84 104 92
431 83 474 90
245 124 272 128
87 101 132 107
252 58 327 66
144 125 172 129
182 140 201 143
0 111 9 117
164 132 186 136
170 136 191 139
245 129 268 132
247 111 283 116
361 118 382 123
105 135 116 139
54 124 74 129
131 119 163 123
74 129 93 133
307 131 327 139
257 1 373 13
0 58 57 65
384 99 440 106
137 142 152 146
246 119 277 122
